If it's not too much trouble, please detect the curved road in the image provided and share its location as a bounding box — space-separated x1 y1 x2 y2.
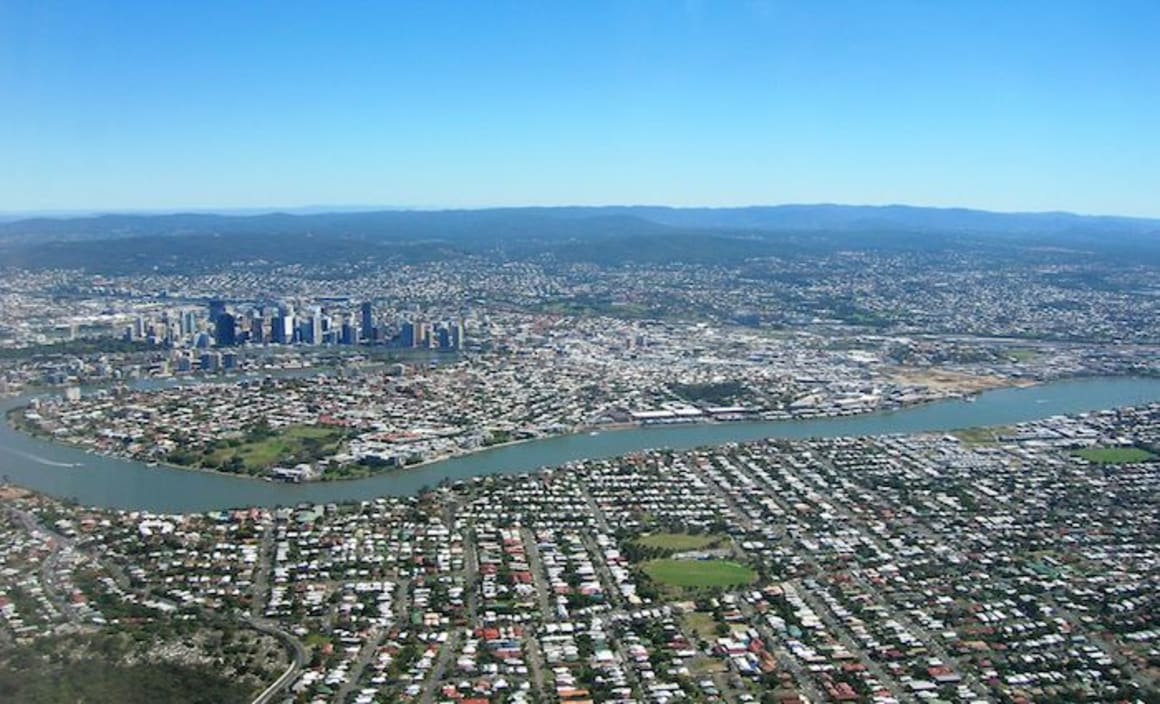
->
245 615 308 704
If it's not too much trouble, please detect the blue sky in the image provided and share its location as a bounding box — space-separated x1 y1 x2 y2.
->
1 1 1158 216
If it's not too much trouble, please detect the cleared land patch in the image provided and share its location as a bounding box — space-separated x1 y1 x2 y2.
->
641 559 756 589
683 611 721 641
885 367 1010 394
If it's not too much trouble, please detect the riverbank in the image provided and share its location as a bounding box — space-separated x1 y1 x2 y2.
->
3 402 552 485
5 378 1034 485
2 376 1157 512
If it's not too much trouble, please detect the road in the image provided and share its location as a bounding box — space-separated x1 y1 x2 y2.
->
6 505 81 624
332 576 408 704
737 597 827 704
418 509 475 704
245 615 308 704
333 625 388 704
693 457 758 533
521 527 555 621
418 630 461 704
792 578 916 703
250 517 276 617
520 526 554 697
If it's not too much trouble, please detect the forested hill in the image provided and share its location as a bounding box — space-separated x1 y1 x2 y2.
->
2 204 1157 243
0 205 1157 273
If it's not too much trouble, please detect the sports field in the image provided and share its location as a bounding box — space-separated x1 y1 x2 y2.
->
640 559 756 589
1072 447 1155 464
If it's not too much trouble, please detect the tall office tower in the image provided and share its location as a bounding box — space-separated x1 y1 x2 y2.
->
309 306 324 345
182 310 197 336
249 315 264 344
271 305 295 344
450 320 465 350
271 315 286 344
360 301 375 341
215 312 237 346
400 320 416 348
341 318 357 345
208 299 226 322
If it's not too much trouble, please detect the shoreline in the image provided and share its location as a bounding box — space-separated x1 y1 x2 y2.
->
3 377 1052 485
1 374 1157 513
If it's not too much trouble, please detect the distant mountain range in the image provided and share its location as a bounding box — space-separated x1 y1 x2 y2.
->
0 204 1157 244
1 204 1157 273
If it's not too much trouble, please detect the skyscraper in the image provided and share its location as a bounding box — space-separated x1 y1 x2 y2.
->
208 299 226 322
215 312 237 347
451 320 465 350
360 301 375 342
272 305 295 345
400 320 416 348
182 310 197 337
341 318 357 345
309 306 324 345
249 314 264 344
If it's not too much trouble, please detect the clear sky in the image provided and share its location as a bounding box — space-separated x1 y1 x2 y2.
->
1 1 1158 216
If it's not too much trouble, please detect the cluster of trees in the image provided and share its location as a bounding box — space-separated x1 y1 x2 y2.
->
483 429 513 447
0 657 251 704
669 380 750 406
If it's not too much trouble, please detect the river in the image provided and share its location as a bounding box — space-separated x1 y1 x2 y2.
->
1 376 1158 513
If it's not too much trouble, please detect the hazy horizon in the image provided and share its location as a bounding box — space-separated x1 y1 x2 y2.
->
2 200 1159 223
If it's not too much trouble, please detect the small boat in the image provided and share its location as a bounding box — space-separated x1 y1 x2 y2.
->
588 431 600 436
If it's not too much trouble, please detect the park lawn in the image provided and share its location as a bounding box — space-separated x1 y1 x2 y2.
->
1072 447 1156 465
208 425 346 471
641 559 756 589
635 532 724 552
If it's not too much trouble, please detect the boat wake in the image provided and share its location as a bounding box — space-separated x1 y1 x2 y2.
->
0 446 83 468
